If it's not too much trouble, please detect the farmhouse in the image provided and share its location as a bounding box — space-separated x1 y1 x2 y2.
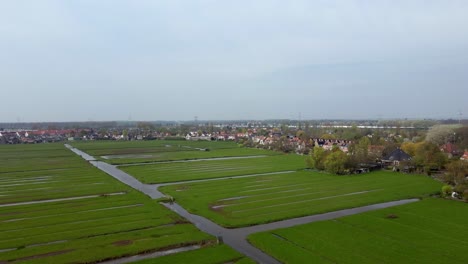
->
382 148 412 166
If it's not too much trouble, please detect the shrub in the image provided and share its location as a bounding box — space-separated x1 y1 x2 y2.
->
464 190 468 202
441 185 453 197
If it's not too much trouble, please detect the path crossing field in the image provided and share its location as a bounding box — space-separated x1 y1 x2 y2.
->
131 245 255 264
248 198 468 264
70 140 274 164
0 144 218 263
160 171 443 227
121 154 306 183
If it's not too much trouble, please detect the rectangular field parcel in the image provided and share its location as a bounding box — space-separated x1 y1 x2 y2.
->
0 143 83 173
160 171 442 227
0 144 214 263
132 245 255 264
248 198 468 264
121 154 306 183
71 140 273 164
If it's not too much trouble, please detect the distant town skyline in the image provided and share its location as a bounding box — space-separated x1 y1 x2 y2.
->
1 1 467 122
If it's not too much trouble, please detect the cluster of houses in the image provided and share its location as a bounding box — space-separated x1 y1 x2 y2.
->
185 131 238 141
185 130 352 154
438 142 468 162
0 129 177 144
185 129 468 170
0 130 74 144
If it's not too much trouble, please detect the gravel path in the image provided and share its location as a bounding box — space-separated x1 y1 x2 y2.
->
67 145 420 264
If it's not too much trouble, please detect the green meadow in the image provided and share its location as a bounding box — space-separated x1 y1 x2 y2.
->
2 141 454 263
248 198 468 264
0 144 216 263
70 140 275 164
121 154 306 184
71 140 241 155
160 171 443 227
0 143 83 173
132 245 255 264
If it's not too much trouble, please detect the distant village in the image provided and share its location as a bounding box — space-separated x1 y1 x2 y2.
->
1 121 467 163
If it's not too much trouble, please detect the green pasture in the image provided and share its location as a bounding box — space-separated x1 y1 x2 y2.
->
160 171 443 227
0 194 212 264
108 148 274 165
132 245 255 264
121 154 306 184
0 167 126 205
70 140 274 164
248 198 468 264
0 144 215 263
0 143 83 173
70 140 240 155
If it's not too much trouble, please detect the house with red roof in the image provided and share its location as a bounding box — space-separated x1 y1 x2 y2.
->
461 151 468 161
440 143 459 158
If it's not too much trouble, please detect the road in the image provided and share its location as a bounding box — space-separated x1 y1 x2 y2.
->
66 145 164 199
67 145 420 264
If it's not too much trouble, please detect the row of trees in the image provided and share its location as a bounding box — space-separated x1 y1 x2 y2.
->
443 161 468 199
400 141 448 173
307 137 451 175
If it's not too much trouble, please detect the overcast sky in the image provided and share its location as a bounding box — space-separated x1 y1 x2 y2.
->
1 1 467 122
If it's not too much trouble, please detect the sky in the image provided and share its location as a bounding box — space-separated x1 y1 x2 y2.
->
1 0 467 122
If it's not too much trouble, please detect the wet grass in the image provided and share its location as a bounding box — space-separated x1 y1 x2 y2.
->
248 198 468 264
160 171 443 227
0 144 215 263
121 154 306 184
132 244 255 264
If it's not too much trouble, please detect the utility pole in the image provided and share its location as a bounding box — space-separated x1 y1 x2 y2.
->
298 112 302 130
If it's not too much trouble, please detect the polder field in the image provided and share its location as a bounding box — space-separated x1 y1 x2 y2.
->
0 144 83 173
248 198 468 264
7 140 455 263
0 143 237 263
121 154 306 184
160 171 443 227
70 140 275 165
132 245 255 264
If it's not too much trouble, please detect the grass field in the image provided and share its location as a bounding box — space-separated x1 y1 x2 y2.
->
0 167 125 204
0 144 215 263
132 245 255 264
70 140 275 164
70 140 241 155
0 143 83 173
121 154 307 184
248 198 468 264
108 148 275 165
160 171 443 227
